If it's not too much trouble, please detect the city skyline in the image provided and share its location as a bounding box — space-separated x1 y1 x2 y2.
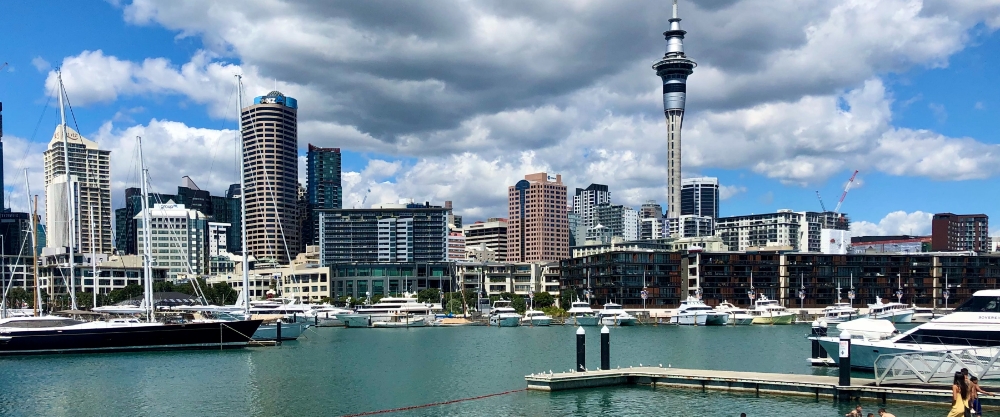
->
2 1 1000 237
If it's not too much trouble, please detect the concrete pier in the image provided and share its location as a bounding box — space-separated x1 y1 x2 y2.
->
525 367 981 407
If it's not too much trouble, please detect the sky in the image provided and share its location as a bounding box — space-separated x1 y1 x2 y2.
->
2 0 1000 237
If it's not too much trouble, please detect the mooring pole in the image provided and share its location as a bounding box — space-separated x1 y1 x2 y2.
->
576 326 586 372
600 325 610 370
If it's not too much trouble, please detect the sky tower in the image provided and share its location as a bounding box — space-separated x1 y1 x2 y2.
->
653 0 696 219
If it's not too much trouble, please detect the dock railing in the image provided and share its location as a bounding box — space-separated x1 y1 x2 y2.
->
874 346 1000 386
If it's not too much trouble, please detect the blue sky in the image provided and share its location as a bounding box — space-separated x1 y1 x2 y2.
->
2 0 1000 236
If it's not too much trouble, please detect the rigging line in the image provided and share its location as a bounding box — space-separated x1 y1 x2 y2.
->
61 82 83 137
206 82 237 182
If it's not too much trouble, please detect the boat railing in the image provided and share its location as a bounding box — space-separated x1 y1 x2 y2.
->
874 346 1000 385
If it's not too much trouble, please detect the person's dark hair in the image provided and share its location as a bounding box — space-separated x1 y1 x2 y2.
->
878 408 887 413
955 372 969 398
740 414 746 417
961 368 969 376
867 413 874 417
971 376 979 383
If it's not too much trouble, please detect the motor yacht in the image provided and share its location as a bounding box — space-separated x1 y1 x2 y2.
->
520 310 553 326
713 301 753 325
817 289 1000 370
340 295 436 328
597 302 637 326
670 297 728 326
820 302 864 324
305 306 355 327
488 300 521 327
371 313 426 328
749 295 794 325
911 306 953 323
867 298 914 323
567 301 600 326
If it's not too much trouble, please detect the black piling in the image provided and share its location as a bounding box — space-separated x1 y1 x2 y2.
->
839 331 851 386
576 326 586 372
276 319 283 345
600 325 610 370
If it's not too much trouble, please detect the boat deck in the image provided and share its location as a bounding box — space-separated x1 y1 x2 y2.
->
525 366 993 408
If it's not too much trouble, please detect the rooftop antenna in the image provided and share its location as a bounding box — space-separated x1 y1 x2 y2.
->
672 0 678 19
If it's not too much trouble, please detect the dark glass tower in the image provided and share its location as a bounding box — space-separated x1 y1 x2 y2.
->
305 144 342 246
652 0 696 219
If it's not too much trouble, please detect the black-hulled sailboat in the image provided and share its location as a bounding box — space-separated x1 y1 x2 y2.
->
0 71 261 355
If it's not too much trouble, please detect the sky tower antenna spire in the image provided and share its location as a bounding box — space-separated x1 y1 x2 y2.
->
673 0 678 19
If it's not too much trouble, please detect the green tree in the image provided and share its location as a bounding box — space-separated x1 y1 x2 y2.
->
446 298 464 314
532 292 555 309
153 281 175 293
542 306 567 318
107 284 144 304
559 290 575 310
207 282 238 305
417 288 441 303
511 295 526 314
4 287 31 308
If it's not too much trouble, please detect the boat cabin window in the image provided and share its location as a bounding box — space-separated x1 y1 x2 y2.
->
954 296 1000 313
897 329 1000 347
1 319 84 328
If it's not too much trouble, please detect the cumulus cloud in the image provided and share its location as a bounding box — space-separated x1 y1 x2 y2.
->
850 211 933 236
719 185 747 200
31 57 50 72
33 0 1000 218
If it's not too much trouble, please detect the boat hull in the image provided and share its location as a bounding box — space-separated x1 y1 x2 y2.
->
521 318 552 326
602 317 637 326
490 316 521 327
815 338 955 371
571 316 600 326
0 320 263 356
341 314 374 328
751 314 795 325
252 322 306 341
372 318 426 328
725 314 754 325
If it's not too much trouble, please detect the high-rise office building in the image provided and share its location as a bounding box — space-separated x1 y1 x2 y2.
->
115 177 240 256
681 177 719 218
931 213 989 252
305 144 342 247
241 91 300 264
508 173 569 262
640 200 664 219
43 125 112 254
461 218 508 262
135 202 208 279
573 184 610 232
587 204 640 242
653 0 696 218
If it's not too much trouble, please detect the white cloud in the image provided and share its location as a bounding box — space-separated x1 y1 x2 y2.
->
1 135 48 215
850 211 933 236
719 185 747 201
31 56 50 72
928 103 948 123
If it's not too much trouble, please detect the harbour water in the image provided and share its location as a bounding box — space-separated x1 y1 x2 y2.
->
0 324 950 416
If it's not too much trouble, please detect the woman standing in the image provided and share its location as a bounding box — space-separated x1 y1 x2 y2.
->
948 372 970 417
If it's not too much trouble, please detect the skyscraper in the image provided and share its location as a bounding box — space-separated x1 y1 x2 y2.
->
306 144 342 247
680 177 719 218
653 0 696 219
573 184 611 233
43 125 112 254
241 91 300 264
508 173 569 262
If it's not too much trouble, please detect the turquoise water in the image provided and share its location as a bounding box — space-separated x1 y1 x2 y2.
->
0 325 949 416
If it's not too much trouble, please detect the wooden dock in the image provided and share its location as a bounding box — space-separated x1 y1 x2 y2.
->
525 367 987 407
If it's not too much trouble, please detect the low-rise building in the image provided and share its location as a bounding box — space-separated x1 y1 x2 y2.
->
329 261 455 301
455 261 559 297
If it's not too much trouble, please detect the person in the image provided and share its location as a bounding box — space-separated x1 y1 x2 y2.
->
740 414 746 417
846 405 863 416
970 376 992 416
867 414 874 417
949 371 971 417
877 408 896 417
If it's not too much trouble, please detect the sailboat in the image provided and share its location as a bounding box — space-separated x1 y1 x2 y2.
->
0 73 263 355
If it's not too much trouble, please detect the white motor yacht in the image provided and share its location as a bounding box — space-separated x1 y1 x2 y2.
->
371 313 426 328
749 295 795 325
713 301 753 325
305 306 355 327
867 298 914 323
820 302 864 324
817 289 1000 370
567 301 599 326
911 306 953 323
597 302 637 326
520 310 553 326
670 297 729 326
340 295 435 328
488 300 521 327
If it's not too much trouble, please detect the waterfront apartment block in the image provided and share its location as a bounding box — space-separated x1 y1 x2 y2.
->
38 253 168 301
640 200 664 219
560 248 1000 309
931 213 989 252
455 261 560 297
305 144 342 247
714 210 848 252
680 177 719 219
241 91 300 264
135 202 209 280
43 125 112 254
507 173 569 262
670 215 714 238
461 218 508 262
317 202 448 265
640 217 668 240
329 262 455 300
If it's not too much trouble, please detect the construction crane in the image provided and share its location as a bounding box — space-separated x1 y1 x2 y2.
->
833 170 859 222
355 187 371 209
816 191 828 212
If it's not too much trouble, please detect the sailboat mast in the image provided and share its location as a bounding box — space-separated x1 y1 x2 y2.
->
24 168 39 317
89 210 97 308
57 70 78 311
137 136 154 323
236 74 250 317
30 193 40 316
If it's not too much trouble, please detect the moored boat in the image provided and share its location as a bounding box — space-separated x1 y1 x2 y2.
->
371 314 426 328
520 310 553 326
749 295 794 325
671 297 729 326
713 301 753 325
597 302 637 326
567 301 599 326
488 300 521 327
867 299 914 323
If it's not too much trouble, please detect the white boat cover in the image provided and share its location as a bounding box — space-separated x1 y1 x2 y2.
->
836 318 897 340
